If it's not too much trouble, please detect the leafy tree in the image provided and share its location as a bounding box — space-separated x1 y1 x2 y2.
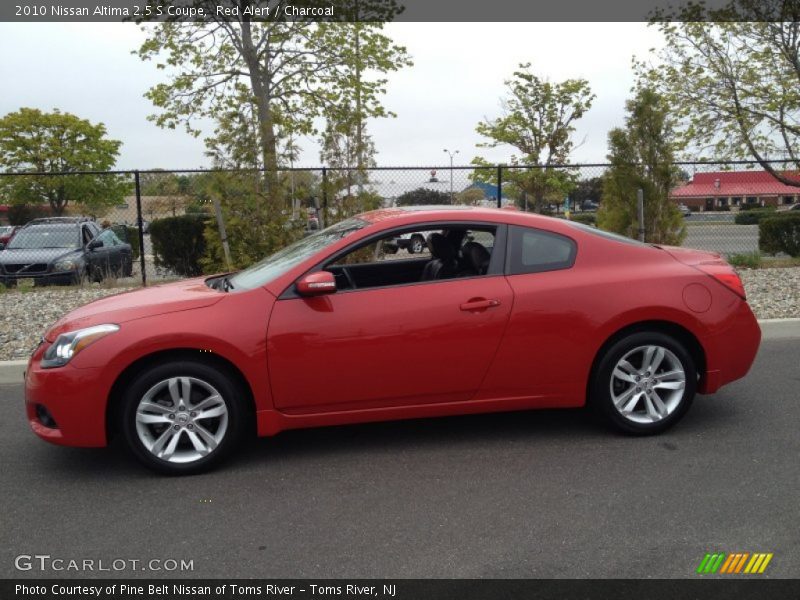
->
0 108 128 215
138 9 410 201
395 187 451 206
640 3 800 185
570 177 604 207
455 187 486 206
598 88 686 245
472 64 595 212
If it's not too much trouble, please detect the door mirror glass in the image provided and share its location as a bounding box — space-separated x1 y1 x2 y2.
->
297 271 337 296
87 239 104 250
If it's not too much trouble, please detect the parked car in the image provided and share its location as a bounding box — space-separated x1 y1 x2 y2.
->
0 217 133 286
385 230 431 254
580 200 599 211
25 206 760 474
0 225 19 245
678 203 692 217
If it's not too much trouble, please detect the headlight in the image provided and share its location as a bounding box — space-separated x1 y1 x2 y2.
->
53 259 79 272
41 324 119 369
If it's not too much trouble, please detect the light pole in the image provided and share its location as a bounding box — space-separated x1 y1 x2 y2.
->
443 149 459 203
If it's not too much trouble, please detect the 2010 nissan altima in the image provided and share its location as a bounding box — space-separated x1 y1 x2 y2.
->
24 206 761 474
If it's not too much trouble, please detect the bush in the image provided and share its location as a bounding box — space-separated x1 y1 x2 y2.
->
149 215 209 277
735 208 777 225
568 213 597 226
739 203 768 211
728 251 762 268
759 214 800 257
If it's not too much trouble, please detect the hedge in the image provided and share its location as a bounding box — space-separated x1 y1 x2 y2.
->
149 215 209 277
734 208 777 225
759 214 800 257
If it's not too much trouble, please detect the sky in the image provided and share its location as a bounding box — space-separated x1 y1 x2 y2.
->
0 22 664 170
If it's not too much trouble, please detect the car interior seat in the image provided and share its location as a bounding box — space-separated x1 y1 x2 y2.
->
421 233 459 280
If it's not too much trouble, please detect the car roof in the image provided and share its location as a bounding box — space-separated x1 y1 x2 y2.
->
357 205 564 228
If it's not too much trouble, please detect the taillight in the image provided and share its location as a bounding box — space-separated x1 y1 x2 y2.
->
693 262 747 299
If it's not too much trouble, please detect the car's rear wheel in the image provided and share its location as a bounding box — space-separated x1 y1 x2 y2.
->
121 361 246 474
591 332 696 434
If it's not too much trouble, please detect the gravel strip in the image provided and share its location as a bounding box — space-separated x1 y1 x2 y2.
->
0 268 798 361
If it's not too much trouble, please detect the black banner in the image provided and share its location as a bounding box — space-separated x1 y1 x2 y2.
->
0 0 784 23
4 579 800 600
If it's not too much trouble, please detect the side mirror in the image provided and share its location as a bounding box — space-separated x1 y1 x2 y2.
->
87 239 104 250
296 271 337 296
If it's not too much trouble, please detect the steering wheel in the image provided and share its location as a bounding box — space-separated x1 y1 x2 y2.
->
342 267 357 290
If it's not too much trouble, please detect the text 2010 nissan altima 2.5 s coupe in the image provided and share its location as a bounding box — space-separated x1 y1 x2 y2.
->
25 206 761 474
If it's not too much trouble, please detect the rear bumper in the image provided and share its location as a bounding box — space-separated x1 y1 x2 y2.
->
698 300 761 394
24 347 108 447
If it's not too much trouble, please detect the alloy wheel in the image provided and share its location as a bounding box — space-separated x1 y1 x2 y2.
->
609 345 686 424
135 376 229 464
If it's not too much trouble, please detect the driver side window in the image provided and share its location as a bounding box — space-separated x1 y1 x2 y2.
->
325 225 497 292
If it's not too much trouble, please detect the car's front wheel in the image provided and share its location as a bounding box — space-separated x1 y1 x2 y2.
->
409 235 425 254
121 361 246 474
591 332 696 434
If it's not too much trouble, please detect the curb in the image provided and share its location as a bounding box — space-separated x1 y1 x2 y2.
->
0 319 798 385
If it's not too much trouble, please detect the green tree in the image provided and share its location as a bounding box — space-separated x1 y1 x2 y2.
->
395 187 451 206
598 88 686 245
138 10 410 201
640 3 800 185
0 108 128 215
472 64 595 212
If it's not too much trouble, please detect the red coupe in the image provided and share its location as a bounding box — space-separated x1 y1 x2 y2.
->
25 207 761 474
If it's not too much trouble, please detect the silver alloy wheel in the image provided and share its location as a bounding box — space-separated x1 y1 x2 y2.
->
411 238 424 253
135 376 228 464
609 345 687 424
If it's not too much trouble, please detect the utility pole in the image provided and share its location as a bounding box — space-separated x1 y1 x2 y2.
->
443 148 459 202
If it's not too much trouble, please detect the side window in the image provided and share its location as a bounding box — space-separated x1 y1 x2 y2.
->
508 225 576 275
325 226 496 291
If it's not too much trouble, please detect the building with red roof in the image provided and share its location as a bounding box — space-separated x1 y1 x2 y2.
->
670 171 800 211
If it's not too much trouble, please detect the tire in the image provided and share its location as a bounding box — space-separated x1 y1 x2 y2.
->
120 361 247 475
409 236 424 254
590 332 696 435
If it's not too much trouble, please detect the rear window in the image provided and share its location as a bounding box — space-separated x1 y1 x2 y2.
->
507 225 576 274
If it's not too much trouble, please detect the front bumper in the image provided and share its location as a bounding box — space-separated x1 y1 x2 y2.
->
25 344 108 447
1 270 79 286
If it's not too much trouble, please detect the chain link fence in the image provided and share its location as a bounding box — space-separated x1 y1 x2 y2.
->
0 160 797 290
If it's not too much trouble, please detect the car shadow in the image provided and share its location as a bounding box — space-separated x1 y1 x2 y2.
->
28 394 740 479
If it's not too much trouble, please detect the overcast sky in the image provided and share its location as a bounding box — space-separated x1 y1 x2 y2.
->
0 22 663 170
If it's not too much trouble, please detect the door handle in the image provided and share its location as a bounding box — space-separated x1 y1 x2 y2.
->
459 298 501 311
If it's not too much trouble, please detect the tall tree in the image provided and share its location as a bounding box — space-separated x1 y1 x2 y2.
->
137 5 410 201
598 88 685 245
0 108 128 215
472 64 595 212
640 1 800 185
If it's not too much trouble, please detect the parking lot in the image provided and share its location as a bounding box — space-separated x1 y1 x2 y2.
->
684 222 759 255
1 324 798 580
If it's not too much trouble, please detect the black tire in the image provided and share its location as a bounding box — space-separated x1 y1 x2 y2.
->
409 235 424 254
590 331 696 435
120 360 247 475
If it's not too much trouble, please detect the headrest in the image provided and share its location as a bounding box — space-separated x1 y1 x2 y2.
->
426 233 456 261
463 241 490 274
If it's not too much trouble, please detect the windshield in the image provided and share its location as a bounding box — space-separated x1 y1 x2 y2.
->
228 218 368 290
6 226 79 249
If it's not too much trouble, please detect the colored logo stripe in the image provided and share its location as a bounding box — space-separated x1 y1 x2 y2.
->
698 552 773 574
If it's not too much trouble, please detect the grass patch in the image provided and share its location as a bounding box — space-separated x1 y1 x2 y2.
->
728 251 762 268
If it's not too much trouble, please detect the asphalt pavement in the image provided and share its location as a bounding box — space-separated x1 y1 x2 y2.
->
1 330 798 579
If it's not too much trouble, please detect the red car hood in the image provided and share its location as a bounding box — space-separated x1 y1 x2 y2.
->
44 278 224 341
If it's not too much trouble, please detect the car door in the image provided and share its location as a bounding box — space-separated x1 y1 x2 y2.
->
267 225 514 413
